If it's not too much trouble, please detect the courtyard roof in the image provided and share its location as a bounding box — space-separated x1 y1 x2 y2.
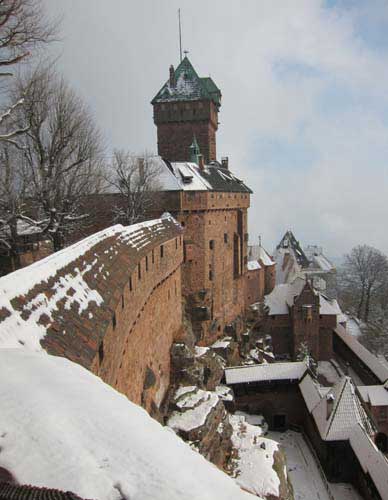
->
225 361 307 385
264 277 343 318
349 423 388 499
358 385 388 407
334 325 388 384
306 376 375 441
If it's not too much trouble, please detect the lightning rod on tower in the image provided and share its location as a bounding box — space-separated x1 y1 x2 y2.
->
178 9 182 62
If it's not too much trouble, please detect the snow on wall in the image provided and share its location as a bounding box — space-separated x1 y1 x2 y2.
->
0 215 181 353
0 350 254 500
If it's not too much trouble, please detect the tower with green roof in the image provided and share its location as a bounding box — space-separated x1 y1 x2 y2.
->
151 56 221 163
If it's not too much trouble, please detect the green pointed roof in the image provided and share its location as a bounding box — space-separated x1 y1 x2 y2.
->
189 135 200 162
151 56 221 108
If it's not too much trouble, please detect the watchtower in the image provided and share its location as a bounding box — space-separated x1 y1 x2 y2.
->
151 57 221 163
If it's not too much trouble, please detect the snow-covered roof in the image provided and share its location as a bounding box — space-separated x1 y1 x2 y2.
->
311 253 335 272
225 361 307 385
299 373 322 412
358 385 388 407
249 245 275 267
151 56 221 108
0 214 182 366
0 349 252 500
0 219 44 238
264 278 345 321
349 423 388 499
309 376 374 441
264 279 305 315
247 260 261 271
334 325 388 384
158 158 252 193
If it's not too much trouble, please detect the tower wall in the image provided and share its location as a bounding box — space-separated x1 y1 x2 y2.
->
153 100 218 163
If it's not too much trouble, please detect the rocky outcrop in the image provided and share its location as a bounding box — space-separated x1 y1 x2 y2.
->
167 386 234 468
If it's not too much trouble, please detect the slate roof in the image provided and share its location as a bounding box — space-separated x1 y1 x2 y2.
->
160 158 252 193
0 483 86 500
334 325 388 384
349 424 388 499
358 385 388 407
307 376 375 441
225 361 307 385
0 214 182 368
276 231 310 268
152 57 221 108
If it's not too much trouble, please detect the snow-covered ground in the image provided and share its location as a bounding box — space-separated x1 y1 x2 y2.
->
0 350 254 500
268 430 362 500
229 414 281 498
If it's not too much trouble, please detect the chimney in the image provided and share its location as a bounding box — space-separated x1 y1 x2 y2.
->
221 156 229 169
169 65 175 87
198 154 205 171
326 393 335 420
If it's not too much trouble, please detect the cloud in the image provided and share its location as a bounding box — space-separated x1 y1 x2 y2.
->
42 0 388 257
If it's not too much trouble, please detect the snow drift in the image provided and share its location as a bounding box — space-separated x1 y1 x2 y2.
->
0 349 254 500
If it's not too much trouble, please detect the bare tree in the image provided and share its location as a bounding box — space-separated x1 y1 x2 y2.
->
107 150 162 226
0 0 57 143
8 66 104 251
340 245 388 322
0 143 33 269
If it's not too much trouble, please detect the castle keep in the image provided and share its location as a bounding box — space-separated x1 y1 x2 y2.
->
150 57 263 345
152 57 221 163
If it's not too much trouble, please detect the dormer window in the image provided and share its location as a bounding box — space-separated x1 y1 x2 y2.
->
178 168 193 184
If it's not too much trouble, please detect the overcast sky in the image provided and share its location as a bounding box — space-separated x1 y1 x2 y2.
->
41 0 388 258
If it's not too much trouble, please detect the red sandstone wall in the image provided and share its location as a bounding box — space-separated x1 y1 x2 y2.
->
264 264 276 295
92 235 183 414
153 100 218 163
175 196 249 345
245 269 263 306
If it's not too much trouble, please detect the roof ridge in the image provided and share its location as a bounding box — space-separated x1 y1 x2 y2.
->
325 376 349 438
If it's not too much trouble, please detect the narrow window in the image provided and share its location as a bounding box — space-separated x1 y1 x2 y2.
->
129 276 132 291
99 341 104 363
112 313 117 330
146 255 148 271
224 233 228 243
138 262 141 280
175 238 178 249
209 240 214 250
160 245 164 258
152 249 154 264
209 270 213 281
121 295 124 309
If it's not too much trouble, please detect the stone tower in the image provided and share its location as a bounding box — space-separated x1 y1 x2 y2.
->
151 57 221 163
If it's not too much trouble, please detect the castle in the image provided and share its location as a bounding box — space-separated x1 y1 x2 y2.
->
2 56 388 500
